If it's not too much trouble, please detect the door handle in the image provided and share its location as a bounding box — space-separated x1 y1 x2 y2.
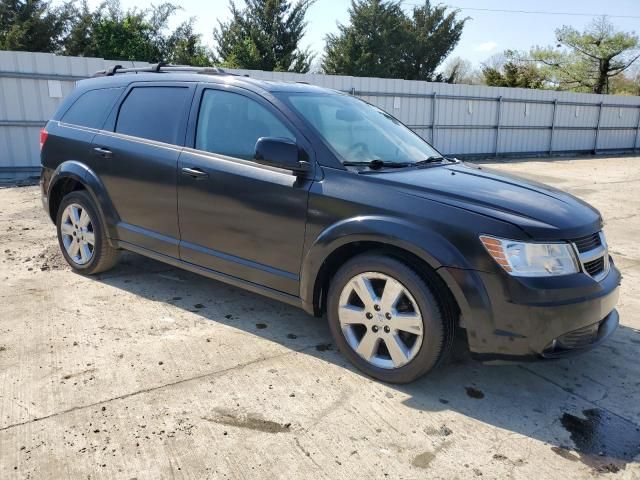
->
93 147 113 158
181 167 209 179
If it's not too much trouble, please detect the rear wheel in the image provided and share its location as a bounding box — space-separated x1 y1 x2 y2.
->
56 190 120 274
327 253 451 383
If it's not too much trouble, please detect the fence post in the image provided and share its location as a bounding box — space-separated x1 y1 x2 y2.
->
594 101 603 154
635 106 640 153
494 96 503 157
431 92 438 147
549 99 558 156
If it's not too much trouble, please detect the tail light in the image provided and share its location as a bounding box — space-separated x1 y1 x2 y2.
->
40 128 48 151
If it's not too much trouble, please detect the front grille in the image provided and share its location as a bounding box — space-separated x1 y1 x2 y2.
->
570 231 609 281
584 256 605 276
556 322 600 349
572 232 602 253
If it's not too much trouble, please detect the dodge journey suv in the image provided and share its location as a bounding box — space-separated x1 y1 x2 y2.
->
40 65 620 383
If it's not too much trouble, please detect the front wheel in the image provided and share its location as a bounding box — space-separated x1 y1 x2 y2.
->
327 253 451 383
56 190 120 274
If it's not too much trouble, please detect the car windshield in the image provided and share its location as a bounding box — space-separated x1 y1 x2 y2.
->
276 92 442 167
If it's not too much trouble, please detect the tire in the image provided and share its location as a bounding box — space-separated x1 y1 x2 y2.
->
327 253 452 384
56 190 120 274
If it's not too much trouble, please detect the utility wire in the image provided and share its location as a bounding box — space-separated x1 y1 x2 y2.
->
402 3 640 19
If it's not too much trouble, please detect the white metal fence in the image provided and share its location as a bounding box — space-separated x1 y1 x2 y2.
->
2 51 640 180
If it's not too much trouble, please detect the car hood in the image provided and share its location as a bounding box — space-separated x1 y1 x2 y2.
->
376 162 602 239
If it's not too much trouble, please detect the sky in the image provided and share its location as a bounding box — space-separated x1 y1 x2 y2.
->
88 0 640 70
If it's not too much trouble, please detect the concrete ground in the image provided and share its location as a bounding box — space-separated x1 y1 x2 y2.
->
1 155 639 480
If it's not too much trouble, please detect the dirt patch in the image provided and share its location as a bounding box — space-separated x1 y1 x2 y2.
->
204 409 292 434
38 244 68 271
425 425 453 437
412 441 449 469
412 451 436 469
551 446 580 462
62 368 96 380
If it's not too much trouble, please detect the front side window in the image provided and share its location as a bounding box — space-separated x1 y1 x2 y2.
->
195 89 295 160
277 93 441 166
116 87 190 145
61 87 123 129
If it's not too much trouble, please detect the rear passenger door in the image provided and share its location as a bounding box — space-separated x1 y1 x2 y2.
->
92 82 195 257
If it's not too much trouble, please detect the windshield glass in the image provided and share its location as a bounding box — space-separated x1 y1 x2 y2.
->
276 92 441 166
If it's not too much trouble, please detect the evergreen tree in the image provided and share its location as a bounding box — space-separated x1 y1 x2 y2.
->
214 0 313 72
322 0 408 78
322 0 466 81
532 17 640 94
166 19 213 66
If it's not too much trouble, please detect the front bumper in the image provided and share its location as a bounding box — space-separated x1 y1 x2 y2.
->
540 308 618 359
444 257 621 361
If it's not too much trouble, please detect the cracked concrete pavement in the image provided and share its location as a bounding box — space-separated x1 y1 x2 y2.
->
0 155 639 479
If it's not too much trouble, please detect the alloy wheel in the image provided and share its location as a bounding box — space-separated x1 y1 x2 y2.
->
338 272 424 369
60 203 95 265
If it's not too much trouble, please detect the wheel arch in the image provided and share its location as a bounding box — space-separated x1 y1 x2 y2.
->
300 216 471 322
47 161 120 245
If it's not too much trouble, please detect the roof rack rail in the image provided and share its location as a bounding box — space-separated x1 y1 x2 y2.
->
92 64 233 78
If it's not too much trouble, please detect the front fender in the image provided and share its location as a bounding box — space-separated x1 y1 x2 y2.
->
300 215 477 312
47 161 120 242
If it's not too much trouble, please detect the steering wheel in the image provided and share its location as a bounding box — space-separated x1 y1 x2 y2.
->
346 142 370 160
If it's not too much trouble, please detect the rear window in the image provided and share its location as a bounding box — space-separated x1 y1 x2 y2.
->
61 87 123 129
115 87 190 145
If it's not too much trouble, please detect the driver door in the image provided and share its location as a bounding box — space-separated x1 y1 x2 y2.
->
177 85 313 295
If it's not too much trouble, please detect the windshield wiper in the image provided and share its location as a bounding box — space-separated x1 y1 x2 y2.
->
413 155 447 166
343 156 450 172
342 159 412 170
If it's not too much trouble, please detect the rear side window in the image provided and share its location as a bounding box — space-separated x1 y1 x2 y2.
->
61 87 123 129
115 87 190 145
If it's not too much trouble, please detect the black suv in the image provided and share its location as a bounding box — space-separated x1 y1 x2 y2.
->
40 65 620 383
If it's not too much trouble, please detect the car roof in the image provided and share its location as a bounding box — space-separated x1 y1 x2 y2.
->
77 70 340 96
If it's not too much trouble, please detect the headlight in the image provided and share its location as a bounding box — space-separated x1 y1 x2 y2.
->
480 235 579 277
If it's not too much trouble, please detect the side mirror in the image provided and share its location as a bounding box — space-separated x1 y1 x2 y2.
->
254 137 309 175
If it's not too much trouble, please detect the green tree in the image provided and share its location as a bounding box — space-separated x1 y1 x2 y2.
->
0 0 69 52
165 19 213 66
322 0 466 81
404 1 466 80
63 0 212 65
88 1 177 62
213 0 314 72
63 0 98 57
322 0 408 78
482 51 546 89
532 17 640 94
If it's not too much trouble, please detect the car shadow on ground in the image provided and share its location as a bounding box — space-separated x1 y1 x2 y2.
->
94 251 640 475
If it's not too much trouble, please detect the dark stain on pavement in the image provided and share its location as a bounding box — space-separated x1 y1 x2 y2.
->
559 408 640 473
412 441 449 469
465 387 485 399
204 409 291 434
